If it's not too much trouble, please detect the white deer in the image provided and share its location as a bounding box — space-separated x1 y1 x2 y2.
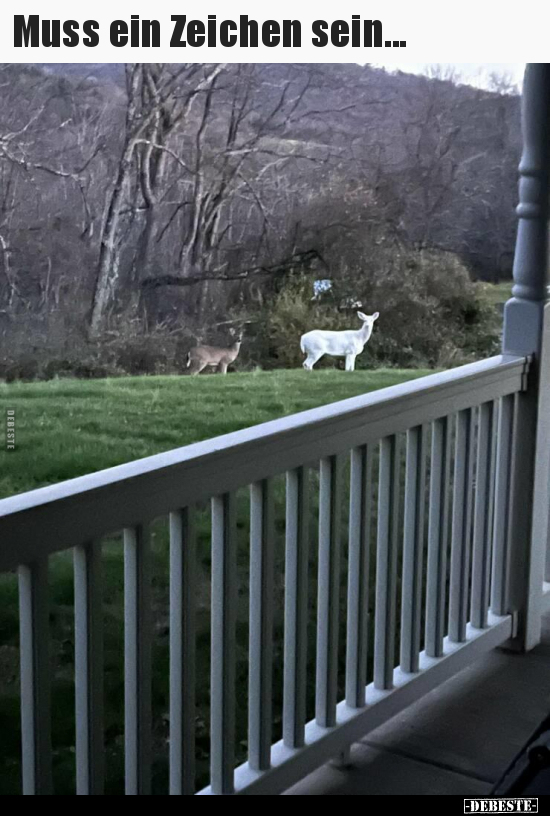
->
186 329 243 375
300 311 379 372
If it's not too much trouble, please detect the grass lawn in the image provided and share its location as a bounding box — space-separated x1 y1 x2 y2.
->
478 280 512 308
0 367 431 499
0 367 432 794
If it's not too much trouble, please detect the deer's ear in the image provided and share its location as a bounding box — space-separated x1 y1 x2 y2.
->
357 311 368 321
372 312 379 321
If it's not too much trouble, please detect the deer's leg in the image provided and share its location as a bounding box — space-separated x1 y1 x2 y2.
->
345 354 356 372
303 352 322 371
217 361 229 375
189 361 205 375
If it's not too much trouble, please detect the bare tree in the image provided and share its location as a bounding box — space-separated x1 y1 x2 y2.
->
0 65 107 314
93 63 336 327
89 63 225 335
486 71 521 97
0 61 521 371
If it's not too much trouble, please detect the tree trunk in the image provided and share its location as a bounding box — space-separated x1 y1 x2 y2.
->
89 149 132 335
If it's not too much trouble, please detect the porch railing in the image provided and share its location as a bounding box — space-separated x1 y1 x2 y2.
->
0 353 533 794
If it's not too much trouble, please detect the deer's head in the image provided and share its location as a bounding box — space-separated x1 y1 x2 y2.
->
357 311 379 327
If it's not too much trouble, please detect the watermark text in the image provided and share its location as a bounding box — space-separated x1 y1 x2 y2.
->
6 408 15 451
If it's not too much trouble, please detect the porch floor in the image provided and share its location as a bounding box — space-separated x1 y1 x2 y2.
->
283 612 550 796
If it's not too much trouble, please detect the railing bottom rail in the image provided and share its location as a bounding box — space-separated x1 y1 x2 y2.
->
198 614 513 795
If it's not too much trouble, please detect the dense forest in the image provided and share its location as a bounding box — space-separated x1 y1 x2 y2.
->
0 62 519 378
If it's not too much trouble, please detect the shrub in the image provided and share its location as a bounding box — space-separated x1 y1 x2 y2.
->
0 248 500 381
260 247 500 370
0 311 195 382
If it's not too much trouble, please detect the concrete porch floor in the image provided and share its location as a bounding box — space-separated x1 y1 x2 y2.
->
284 614 550 795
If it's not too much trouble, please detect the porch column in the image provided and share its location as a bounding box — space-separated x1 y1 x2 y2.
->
503 63 550 650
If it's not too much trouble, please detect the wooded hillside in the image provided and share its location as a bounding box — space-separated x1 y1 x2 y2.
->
0 63 518 376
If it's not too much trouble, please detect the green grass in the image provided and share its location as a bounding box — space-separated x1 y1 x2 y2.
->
0 368 431 499
478 280 512 308
0 367 432 794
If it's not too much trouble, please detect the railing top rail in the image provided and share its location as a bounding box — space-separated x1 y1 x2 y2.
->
0 354 527 571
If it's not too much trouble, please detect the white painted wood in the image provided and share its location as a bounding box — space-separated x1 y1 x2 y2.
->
283 467 309 748
528 307 550 613
249 479 275 771
400 426 426 672
18 559 53 795
449 409 475 643
210 493 237 795
471 404 496 630
169 508 196 795
507 374 548 649
541 583 550 615
316 455 343 727
374 435 401 690
346 445 373 706
502 64 550 650
1 352 533 796
124 525 152 795
491 397 515 617
0 355 526 573
426 417 451 657
198 613 513 795
74 541 104 795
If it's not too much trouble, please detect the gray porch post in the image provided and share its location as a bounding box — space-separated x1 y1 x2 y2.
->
503 63 550 650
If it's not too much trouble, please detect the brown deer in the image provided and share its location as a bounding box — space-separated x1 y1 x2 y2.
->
186 329 243 375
